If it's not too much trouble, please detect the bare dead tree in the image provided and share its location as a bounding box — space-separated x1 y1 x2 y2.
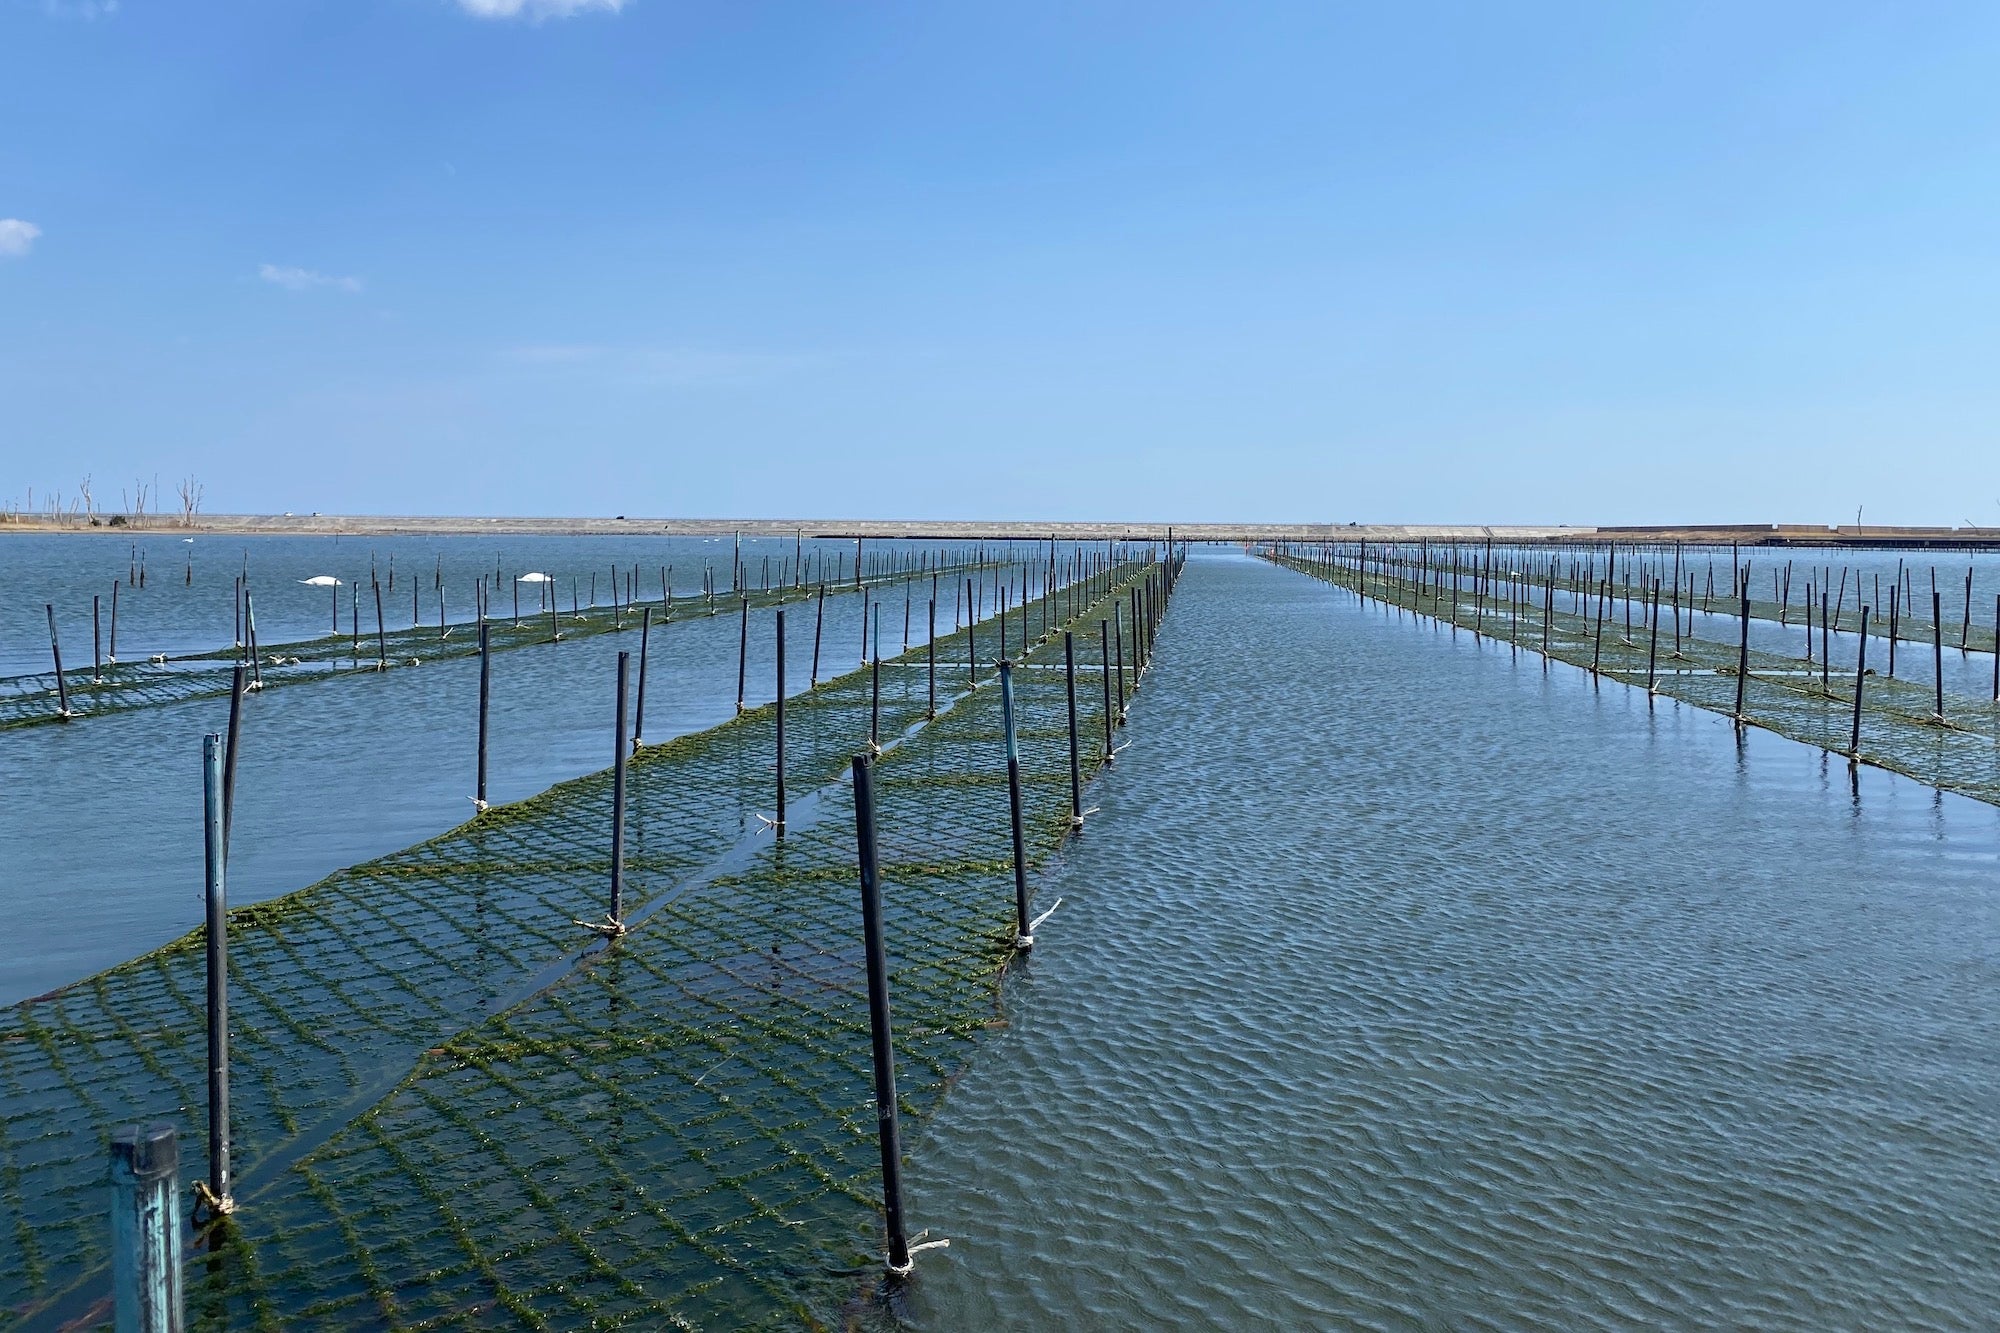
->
78 474 95 522
176 475 204 527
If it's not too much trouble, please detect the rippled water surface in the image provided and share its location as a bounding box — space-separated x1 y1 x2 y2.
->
907 553 2000 1330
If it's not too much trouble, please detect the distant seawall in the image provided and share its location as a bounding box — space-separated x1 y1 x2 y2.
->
7 513 2000 549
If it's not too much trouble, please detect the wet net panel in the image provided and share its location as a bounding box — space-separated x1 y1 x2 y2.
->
0 558 1175 1330
1381 546 2000 658
1265 552 2000 808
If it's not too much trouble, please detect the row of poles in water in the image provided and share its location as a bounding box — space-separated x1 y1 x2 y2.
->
33 535 1076 720
101 546 1184 1328
1296 537 1991 760
1342 538 2000 677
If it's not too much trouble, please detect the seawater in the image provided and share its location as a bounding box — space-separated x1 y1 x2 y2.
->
906 552 1999 1330
0 533 1014 1002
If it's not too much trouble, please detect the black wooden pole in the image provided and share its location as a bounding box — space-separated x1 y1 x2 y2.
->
222 666 245 856
475 621 493 812
201 732 234 1216
849 754 912 1276
1591 580 1606 676
1821 591 1831 691
634 607 652 750
1645 578 1660 693
609 651 629 928
1541 576 1552 659
1850 607 1870 756
1113 607 1127 721
1064 629 1082 826
1099 619 1114 762
1932 590 1945 721
737 596 750 713
1734 583 1751 721
45 604 71 717
869 620 882 755
245 590 262 691
1887 584 1899 677
999 660 1033 950
812 584 825 687
775 610 787 835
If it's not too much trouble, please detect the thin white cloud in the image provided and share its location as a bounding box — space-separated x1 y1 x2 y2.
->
455 0 625 19
0 219 41 259
42 0 118 18
259 263 361 293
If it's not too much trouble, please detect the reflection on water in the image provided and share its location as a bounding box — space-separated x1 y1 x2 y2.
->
907 553 2000 1330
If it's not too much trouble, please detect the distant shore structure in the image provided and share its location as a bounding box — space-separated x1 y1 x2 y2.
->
5 512 2000 549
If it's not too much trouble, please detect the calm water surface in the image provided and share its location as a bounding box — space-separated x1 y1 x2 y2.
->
0 535 1020 1002
907 553 1999 1330
0 531 1025 675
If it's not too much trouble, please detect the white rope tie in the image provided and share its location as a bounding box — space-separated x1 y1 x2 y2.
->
887 1230 952 1277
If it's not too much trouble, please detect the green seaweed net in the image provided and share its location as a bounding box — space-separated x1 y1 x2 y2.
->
1372 543 2000 657
1 556 1178 1330
0 563 1007 734
1264 550 2000 808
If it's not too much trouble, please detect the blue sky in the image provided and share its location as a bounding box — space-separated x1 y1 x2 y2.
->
3 2 1999 524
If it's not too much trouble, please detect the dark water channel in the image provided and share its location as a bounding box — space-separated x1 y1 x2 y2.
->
907 552 1999 1330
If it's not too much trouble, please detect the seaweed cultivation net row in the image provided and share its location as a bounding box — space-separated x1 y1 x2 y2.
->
1347 540 2000 656
1263 550 2000 808
0 559 1034 733
1 557 1176 1329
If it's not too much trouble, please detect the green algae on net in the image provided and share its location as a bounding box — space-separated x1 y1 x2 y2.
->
0 554 1179 1329
1262 546 2000 811
1348 539 2000 655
